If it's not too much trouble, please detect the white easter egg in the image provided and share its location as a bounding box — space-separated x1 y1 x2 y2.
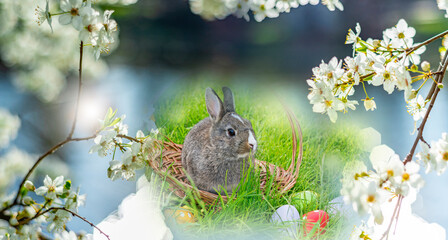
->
270 205 301 238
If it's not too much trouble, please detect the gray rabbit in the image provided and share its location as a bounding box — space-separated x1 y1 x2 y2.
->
181 87 257 194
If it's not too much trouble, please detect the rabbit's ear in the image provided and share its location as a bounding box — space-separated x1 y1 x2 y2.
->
205 88 225 122
222 87 235 113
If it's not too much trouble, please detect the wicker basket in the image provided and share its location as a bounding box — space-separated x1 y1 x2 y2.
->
148 108 303 205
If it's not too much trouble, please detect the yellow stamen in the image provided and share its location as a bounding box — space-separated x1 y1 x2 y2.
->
402 173 410 181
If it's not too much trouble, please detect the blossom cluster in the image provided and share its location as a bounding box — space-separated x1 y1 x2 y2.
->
341 145 424 225
437 0 448 17
0 175 86 239
36 0 118 60
0 0 137 102
416 132 448 175
307 19 432 123
189 0 343 22
89 108 160 181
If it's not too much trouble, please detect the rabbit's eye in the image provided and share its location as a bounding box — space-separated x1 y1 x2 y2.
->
227 128 236 137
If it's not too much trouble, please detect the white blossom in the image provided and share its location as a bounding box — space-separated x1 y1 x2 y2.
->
276 0 299 13
298 0 319 5
350 222 374 240
321 0 343 11
406 94 427 121
393 161 424 196
383 19 416 48
370 146 404 183
54 230 78 240
345 54 367 85
122 142 144 167
100 10 118 42
416 142 437 174
47 210 71 233
78 6 102 43
345 23 361 45
437 0 448 17
403 45 426 66
34 0 53 32
89 130 118 157
65 190 86 212
372 61 398 94
59 0 84 30
35 175 65 200
233 0 250 21
249 0 279 22
434 133 448 174
311 90 344 123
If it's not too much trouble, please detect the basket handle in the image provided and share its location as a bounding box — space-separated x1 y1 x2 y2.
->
282 103 303 181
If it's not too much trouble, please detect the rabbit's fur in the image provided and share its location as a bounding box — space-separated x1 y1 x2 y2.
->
181 87 257 194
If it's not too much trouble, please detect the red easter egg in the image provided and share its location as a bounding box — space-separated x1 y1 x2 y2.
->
302 210 329 235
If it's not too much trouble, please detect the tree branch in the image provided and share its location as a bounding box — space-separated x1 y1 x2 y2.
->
0 135 96 214
68 41 84 139
0 41 91 214
404 49 448 165
406 29 448 56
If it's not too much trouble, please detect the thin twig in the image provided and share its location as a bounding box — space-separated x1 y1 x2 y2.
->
380 195 403 240
20 207 110 240
117 134 141 143
68 41 84 139
0 41 90 214
406 30 448 56
393 196 403 234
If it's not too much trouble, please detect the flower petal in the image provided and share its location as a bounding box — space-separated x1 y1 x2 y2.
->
58 14 72 25
53 176 64 186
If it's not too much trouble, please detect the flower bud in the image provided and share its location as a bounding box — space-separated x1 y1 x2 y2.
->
373 40 381 48
421 61 430 72
9 215 18 225
408 89 417 100
438 83 444 89
22 196 34 205
24 180 35 191
363 98 377 111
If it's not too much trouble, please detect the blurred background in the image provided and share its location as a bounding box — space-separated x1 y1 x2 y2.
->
1 0 448 234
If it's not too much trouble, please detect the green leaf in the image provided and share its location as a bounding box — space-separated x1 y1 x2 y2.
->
103 108 117 127
20 187 28 197
355 46 367 53
107 117 121 128
363 74 373 81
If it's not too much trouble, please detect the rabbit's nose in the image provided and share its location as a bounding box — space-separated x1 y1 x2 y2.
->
248 131 257 152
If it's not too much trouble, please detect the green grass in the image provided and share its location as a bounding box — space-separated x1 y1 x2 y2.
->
153 79 365 239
